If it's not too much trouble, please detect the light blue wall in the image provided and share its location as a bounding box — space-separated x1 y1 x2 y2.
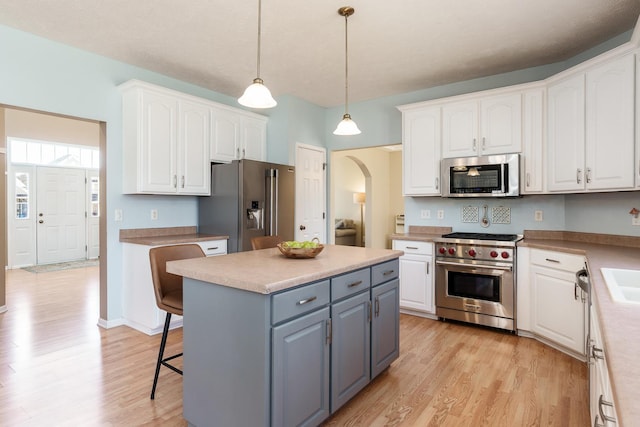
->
265 95 326 165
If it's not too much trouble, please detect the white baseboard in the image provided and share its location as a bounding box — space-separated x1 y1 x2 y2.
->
97 317 126 329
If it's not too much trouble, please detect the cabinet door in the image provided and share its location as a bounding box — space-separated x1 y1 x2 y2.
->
398 253 433 313
586 54 635 191
480 93 522 155
530 265 586 355
241 116 267 161
442 100 478 158
331 291 371 413
272 307 330 427
547 73 586 192
211 108 240 163
178 100 211 195
521 89 545 193
402 107 441 196
140 90 178 193
371 279 400 378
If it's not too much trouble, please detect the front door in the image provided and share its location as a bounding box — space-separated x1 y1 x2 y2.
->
295 144 326 243
36 166 86 264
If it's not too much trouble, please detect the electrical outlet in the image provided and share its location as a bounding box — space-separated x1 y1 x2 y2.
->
633 216 640 226
114 209 123 221
437 210 444 220
151 209 158 220
534 210 544 222
420 209 431 219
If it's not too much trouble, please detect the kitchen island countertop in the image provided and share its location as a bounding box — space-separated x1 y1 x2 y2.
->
167 244 403 294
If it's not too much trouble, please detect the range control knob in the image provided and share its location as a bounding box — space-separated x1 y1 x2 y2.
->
448 247 456 255
490 251 498 258
439 247 446 254
501 251 510 259
468 249 477 257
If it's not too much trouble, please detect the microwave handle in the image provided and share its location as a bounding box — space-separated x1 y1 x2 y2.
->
501 164 506 194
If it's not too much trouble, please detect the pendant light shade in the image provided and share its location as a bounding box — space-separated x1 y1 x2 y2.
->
334 6 360 135
239 0 277 108
334 113 361 135
239 78 277 109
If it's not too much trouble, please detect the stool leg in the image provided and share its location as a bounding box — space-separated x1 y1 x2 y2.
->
151 312 172 399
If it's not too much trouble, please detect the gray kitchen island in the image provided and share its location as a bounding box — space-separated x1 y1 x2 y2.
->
167 244 403 427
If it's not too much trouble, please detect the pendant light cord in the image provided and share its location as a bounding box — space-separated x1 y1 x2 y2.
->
343 12 349 115
256 0 262 79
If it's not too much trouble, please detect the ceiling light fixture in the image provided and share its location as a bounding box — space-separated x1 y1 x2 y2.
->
238 0 277 109
333 6 361 136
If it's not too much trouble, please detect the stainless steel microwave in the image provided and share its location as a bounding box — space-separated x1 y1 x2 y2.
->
441 153 520 197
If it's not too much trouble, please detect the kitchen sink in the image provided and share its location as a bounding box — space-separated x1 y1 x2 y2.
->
601 268 640 304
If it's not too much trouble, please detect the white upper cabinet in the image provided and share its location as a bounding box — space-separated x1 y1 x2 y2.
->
521 88 545 193
547 73 586 192
442 92 522 158
547 54 635 192
121 81 210 195
585 53 635 190
210 108 267 163
121 80 268 195
398 105 441 196
179 100 212 194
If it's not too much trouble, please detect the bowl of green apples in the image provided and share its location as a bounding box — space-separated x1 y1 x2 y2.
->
277 238 324 259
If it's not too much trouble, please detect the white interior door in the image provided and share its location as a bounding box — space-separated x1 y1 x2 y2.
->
36 166 87 264
295 144 326 243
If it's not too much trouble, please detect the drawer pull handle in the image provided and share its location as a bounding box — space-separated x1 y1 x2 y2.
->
382 270 395 276
348 280 363 288
207 247 219 251
598 395 616 423
297 296 317 306
406 246 419 250
545 258 560 263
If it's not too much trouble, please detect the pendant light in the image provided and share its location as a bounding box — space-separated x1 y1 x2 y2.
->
333 6 361 135
239 0 277 108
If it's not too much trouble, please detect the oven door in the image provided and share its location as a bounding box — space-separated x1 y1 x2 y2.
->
435 259 514 320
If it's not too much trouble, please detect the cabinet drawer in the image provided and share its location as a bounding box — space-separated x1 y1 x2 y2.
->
331 268 370 302
197 240 228 256
371 259 399 287
392 240 432 255
271 280 330 325
530 249 584 272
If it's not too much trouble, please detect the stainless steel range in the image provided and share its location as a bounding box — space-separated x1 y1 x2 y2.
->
434 232 523 331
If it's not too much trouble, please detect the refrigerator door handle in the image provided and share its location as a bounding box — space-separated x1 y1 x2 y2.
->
272 168 279 236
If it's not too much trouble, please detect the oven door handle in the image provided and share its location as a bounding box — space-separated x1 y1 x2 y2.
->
436 260 513 272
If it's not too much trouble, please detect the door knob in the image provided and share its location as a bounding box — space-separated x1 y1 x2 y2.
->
299 225 306 230
39 220 44 224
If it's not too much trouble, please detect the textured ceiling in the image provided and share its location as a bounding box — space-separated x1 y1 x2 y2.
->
0 0 638 107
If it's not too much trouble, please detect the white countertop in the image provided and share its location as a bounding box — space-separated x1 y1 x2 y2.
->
167 244 403 294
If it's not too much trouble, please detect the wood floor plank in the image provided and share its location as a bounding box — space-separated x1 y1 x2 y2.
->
0 267 589 426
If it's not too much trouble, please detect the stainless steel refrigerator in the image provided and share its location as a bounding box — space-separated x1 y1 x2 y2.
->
198 159 295 252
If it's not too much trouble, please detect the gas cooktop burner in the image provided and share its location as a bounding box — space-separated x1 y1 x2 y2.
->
441 232 520 242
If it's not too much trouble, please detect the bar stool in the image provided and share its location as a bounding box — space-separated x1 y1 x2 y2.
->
250 235 283 250
148 243 205 399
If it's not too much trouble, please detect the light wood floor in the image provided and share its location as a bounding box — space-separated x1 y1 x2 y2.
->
0 267 589 426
